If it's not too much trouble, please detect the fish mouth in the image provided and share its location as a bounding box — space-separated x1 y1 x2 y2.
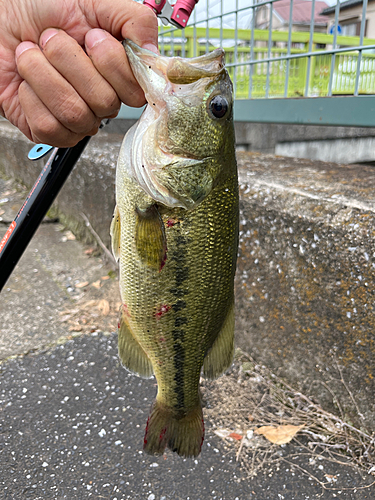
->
123 39 225 99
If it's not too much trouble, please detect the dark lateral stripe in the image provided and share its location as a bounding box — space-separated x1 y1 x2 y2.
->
172 300 186 312
172 333 185 409
170 288 187 297
175 317 187 327
171 231 188 411
175 265 188 286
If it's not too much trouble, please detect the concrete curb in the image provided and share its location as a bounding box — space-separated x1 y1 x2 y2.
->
236 152 375 431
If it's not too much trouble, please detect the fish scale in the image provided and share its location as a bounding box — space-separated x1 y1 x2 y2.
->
111 40 239 457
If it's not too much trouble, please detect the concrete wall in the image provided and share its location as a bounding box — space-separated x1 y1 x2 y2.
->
108 119 375 164
234 121 375 164
276 135 375 164
236 152 375 432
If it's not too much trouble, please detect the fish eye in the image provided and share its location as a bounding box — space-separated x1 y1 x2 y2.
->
208 95 229 119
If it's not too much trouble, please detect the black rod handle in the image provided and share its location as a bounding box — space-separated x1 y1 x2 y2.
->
0 136 91 292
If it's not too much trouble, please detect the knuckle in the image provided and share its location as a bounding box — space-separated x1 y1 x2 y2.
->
32 126 82 148
28 113 81 148
30 115 62 143
59 97 94 133
87 122 101 137
121 86 146 108
57 135 83 148
95 92 120 117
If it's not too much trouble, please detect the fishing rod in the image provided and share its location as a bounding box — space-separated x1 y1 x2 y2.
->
0 0 199 292
0 137 91 292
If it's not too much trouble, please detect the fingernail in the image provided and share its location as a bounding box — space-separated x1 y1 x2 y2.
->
142 43 160 55
85 29 109 50
15 41 39 60
40 28 59 49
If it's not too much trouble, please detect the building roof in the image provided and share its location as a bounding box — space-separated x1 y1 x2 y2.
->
273 0 330 26
321 0 375 16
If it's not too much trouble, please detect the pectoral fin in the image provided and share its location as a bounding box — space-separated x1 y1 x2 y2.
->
203 300 234 379
110 205 121 261
135 204 167 271
118 307 154 378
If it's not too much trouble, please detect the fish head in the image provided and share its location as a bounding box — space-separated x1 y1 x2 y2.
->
123 40 234 209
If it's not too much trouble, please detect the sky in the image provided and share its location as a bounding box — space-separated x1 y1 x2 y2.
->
192 0 338 29
136 0 338 30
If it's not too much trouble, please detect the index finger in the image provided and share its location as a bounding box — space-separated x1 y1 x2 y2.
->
85 29 147 108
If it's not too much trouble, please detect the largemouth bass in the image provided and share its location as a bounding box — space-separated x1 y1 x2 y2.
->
111 40 239 458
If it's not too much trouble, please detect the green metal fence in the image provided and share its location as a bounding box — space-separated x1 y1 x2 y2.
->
120 0 375 127
157 27 375 98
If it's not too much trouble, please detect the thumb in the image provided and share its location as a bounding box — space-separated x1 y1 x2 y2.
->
87 0 158 50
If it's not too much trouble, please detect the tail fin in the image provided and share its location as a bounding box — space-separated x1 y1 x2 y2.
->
143 399 204 458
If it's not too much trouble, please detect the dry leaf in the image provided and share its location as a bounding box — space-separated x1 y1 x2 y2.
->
97 299 110 316
0 209 4 216
81 300 98 309
59 308 79 316
60 314 72 323
64 231 76 240
213 429 232 439
76 281 89 288
101 276 110 281
69 324 82 332
324 474 337 483
229 432 243 441
91 280 101 289
85 248 94 255
254 425 304 445
214 429 244 441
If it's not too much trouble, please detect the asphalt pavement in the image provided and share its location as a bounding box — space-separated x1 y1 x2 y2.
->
1 175 374 499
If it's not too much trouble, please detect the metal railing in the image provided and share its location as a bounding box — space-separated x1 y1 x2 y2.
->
157 27 375 98
120 0 375 127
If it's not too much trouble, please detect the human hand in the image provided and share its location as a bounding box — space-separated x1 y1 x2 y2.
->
0 0 158 147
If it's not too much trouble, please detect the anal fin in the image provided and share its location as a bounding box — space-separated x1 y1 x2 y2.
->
203 300 234 379
118 308 154 379
110 205 121 261
135 204 167 271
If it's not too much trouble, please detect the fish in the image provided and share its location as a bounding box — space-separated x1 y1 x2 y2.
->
110 40 239 458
